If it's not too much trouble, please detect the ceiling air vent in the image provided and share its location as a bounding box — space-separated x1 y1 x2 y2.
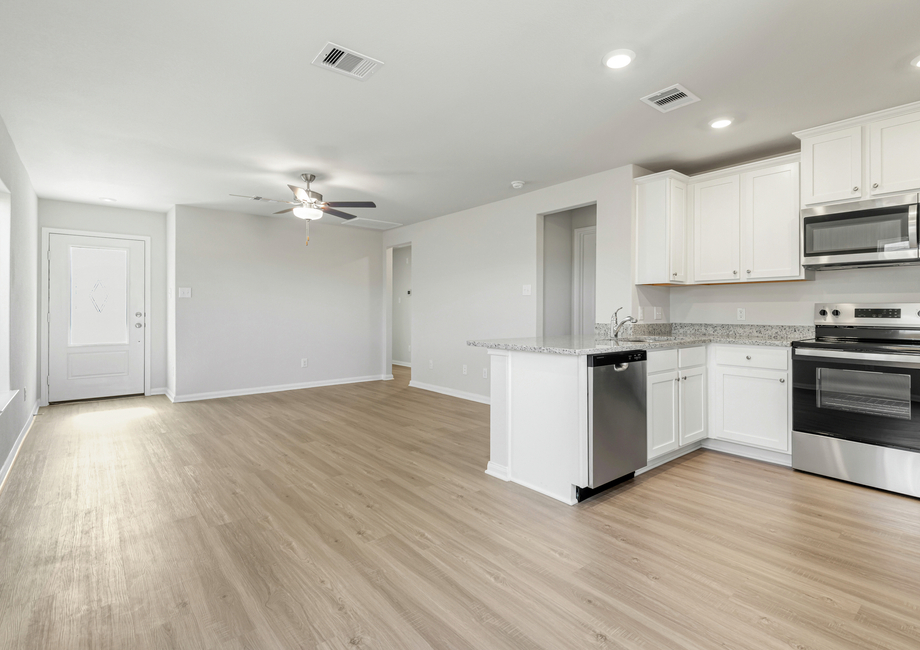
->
640 84 700 113
311 43 383 81
340 218 402 231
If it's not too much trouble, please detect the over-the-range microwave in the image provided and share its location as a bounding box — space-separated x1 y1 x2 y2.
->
801 193 919 270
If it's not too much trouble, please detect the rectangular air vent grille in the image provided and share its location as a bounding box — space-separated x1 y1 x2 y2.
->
640 84 701 113
339 218 402 231
312 43 383 81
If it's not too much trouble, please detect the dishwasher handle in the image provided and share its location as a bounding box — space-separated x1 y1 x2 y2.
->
613 363 630 372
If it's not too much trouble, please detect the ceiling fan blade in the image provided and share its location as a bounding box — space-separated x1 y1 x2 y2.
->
230 194 298 205
287 184 308 201
323 207 357 220
273 207 295 214
324 201 376 209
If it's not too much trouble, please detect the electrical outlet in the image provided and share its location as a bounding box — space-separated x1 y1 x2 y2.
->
522 284 532 296
737 308 746 321
178 287 192 298
429 359 433 369
301 358 309 368
462 364 467 375
482 368 488 379
654 307 663 320
638 306 645 321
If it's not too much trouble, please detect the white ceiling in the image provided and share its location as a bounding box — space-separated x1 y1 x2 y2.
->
1 0 919 225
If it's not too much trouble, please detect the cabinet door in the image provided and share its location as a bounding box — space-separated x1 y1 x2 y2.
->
800 127 862 206
668 179 688 283
870 111 920 196
693 175 741 282
647 370 679 460
741 163 801 281
712 366 789 452
635 178 670 284
679 366 706 446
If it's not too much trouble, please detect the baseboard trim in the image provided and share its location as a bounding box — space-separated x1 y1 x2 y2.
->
172 375 390 403
0 402 39 495
147 387 169 397
408 380 490 405
702 438 792 467
636 441 703 476
509 475 576 505
392 361 411 368
485 461 509 481
165 388 176 403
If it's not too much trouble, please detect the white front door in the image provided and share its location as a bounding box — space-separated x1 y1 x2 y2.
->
48 234 146 402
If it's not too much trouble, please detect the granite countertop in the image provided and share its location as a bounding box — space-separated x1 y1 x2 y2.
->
467 323 815 356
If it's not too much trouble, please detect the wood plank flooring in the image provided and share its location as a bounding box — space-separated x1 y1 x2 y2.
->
2 366 920 649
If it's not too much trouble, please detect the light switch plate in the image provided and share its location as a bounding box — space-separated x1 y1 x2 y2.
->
522 284 532 296
462 364 467 375
737 308 746 321
482 368 488 379
654 307 663 320
178 287 192 298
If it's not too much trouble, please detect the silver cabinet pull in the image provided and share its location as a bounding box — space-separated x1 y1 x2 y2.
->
746 355 752 360
135 323 143 328
682 376 687 380
733 270 738 275
780 378 785 383
852 186 859 192
746 269 751 273
873 183 879 189
672 272 677 277
135 312 143 318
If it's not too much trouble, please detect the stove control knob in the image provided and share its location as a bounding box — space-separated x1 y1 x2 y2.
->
832 309 841 317
819 309 828 316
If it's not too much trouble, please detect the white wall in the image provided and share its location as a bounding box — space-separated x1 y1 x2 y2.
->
382 164 650 400
38 199 169 391
392 246 412 365
0 112 38 471
169 206 385 399
671 267 920 324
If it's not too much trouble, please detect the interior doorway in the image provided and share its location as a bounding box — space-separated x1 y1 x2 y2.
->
542 204 597 337
391 245 412 381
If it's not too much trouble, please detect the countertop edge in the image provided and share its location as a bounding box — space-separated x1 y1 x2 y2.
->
467 336 809 355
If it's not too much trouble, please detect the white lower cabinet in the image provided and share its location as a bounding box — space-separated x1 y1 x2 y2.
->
647 348 706 461
711 348 790 453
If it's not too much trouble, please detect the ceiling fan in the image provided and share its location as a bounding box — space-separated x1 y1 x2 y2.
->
231 173 376 245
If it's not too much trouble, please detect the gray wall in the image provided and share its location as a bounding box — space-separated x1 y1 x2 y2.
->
38 199 168 390
392 246 412 365
170 206 386 398
0 112 38 467
542 205 598 337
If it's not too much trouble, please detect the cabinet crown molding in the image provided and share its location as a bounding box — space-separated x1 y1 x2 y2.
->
635 170 689 185
793 100 920 140
687 152 799 184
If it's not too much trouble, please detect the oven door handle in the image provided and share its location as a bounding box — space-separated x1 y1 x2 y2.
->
794 348 920 365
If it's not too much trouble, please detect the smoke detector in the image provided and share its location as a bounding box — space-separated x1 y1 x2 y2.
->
311 43 384 81
640 84 701 113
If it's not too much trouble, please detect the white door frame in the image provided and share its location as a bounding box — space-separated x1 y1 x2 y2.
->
572 226 596 337
40 228 152 406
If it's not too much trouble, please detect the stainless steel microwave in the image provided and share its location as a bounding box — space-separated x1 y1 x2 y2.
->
801 193 919 270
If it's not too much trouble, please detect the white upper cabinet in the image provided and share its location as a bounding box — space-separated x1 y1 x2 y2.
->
799 127 862 206
870 111 920 196
741 162 801 281
693 175 741 282
635 172 688 284
796 102 920 206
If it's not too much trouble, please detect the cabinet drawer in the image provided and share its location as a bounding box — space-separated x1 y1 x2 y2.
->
648 349 678 374
678 346 706 368
714 346 787 371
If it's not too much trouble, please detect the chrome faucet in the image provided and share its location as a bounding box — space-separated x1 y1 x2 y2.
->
611 307 637 340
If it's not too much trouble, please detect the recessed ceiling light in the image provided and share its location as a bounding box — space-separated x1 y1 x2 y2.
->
709 118 733 129
603 49 635 69
99 197 117 202
911 55 920 68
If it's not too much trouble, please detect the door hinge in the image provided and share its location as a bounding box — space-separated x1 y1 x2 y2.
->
47 312 50 323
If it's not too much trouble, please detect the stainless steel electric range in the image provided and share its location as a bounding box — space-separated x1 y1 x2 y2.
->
792 303 920 498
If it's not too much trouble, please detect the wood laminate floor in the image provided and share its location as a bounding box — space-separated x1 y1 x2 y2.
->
2 366 920 649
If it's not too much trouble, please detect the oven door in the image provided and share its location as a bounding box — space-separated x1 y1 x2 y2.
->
801 194 918 268
793 348 920 452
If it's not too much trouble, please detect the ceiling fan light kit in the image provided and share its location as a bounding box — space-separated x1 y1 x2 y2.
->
231 172 378 246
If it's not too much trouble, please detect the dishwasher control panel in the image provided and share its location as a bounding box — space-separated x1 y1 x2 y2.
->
589 350 647 367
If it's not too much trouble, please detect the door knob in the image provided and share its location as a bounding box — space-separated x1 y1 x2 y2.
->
135 323 143 328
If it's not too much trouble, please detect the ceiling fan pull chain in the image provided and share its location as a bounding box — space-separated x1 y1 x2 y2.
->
305 219 310 246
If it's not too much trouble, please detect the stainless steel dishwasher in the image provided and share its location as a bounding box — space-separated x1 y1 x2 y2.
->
578 349 648 501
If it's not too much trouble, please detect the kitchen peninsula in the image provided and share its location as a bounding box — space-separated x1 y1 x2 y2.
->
468 324 813 505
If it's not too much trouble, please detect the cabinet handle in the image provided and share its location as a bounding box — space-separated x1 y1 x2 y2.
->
733 270 738 275
853 186 859 192
873 183 879 189
780 378 785 383
682 376 687 380
673 272 677 277
746 269 751 274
